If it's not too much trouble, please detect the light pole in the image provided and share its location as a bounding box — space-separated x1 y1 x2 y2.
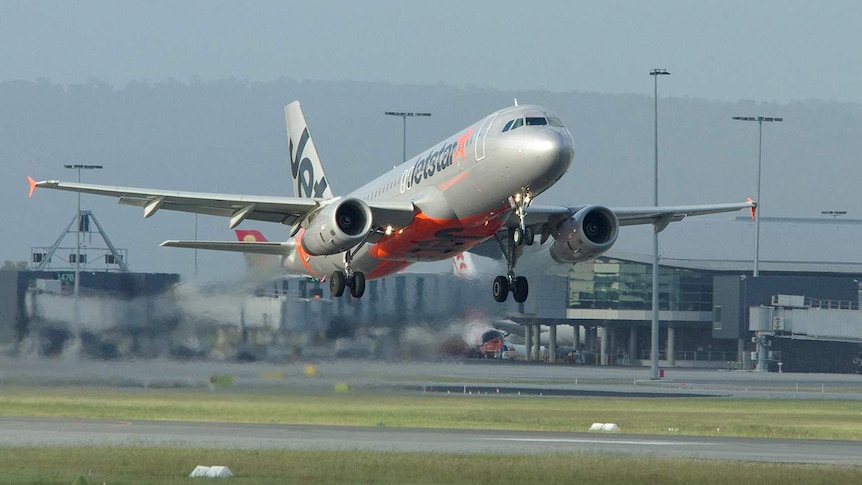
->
732 116 782 277
384 111 431 163
648 69 670 380
64 164 103 297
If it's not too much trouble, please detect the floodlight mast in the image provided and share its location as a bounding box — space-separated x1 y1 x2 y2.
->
732 116 783 277
64 164 103 297
385 111 431 163
648 69 670 380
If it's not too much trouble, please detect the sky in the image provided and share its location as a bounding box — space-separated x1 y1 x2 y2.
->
3 0 862 104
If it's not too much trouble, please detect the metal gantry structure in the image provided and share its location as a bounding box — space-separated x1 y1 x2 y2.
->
31 164 128 294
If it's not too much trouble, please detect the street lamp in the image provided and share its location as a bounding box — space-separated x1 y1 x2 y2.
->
384 111 431 163
732 116 783 277
63 164 103 297
648 69 670 380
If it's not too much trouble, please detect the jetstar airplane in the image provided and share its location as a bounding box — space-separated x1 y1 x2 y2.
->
28 101 755 302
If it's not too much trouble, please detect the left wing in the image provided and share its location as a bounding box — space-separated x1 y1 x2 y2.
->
160 239 295 255
28 177 416 230
512 201 756 235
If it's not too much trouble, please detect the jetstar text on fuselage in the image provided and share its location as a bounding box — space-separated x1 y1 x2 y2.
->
399 127 474 193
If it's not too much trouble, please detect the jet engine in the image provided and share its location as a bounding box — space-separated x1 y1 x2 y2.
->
549 205 619 263
302 198 373 256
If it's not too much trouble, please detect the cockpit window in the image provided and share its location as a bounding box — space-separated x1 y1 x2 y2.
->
547 116 565 127
502 119 514 132
510 118 524 130
525 117 548 126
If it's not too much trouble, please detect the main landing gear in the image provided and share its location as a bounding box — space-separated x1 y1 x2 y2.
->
329 270 365 298
492 190 534 303
329 249 366 298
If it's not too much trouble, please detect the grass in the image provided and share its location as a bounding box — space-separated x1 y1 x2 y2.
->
1 447 860 485
2 387 861 483
1 387 862 440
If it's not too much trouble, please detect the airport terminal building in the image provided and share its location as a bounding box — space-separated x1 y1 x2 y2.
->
507 217 862 373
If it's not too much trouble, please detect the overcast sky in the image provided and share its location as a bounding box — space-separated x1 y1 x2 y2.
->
3 0 862 104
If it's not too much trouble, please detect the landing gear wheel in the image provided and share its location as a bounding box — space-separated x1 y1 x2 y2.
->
524 227 535 246
330 271 346 297
513 276 529 303
512 228 524 246
349 271 366 298
492 275 509 302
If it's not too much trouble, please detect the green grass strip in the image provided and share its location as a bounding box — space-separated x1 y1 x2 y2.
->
2 387 862 440
1 447 860 485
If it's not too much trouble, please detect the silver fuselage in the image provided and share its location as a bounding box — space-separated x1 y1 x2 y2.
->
285 105 574 279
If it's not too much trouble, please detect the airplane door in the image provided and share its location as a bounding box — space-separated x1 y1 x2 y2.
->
474 113 499 161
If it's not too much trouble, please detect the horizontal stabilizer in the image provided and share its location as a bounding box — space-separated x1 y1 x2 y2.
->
160 240 294 255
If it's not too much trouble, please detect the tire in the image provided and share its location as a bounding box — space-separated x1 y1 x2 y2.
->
513 276 529 303
330 271 346 297
350 271 366 298
524 227 535 246
492 275 509 302
512 228 524 246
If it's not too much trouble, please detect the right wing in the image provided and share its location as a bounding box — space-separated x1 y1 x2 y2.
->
28 177 416 231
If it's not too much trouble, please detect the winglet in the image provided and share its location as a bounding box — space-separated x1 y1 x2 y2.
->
747 197 757 220
27 176 38 198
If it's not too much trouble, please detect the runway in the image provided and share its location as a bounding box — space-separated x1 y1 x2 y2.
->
2 357 861 465
2 357 860 400
1 417 859 465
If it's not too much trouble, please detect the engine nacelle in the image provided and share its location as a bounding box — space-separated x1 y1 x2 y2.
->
549 205 619 263
301 198 373 256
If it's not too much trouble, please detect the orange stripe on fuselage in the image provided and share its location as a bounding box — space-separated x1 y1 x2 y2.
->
368 208 507 262
438 171 468 192
294 229 318 277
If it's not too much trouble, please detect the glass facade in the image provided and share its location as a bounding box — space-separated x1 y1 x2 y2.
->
567 258 713 311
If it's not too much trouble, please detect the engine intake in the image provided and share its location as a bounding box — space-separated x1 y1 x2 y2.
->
302 198 373 256
549 205 619 263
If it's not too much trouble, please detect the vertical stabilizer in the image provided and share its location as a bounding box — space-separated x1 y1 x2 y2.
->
235 229 280 276
285 101 334 199
452 252 478 278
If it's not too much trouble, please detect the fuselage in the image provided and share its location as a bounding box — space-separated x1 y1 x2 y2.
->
285 105 574 279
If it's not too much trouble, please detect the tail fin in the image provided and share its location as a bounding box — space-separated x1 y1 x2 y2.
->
235 229 279 274
452 252 477 278
285 101 334 199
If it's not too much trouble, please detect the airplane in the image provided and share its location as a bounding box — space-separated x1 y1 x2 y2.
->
28 100 755 303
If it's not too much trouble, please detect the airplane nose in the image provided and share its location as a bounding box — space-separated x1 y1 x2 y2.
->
532 129 573 175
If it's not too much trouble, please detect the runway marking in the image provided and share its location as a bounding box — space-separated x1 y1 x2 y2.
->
477 438 715 446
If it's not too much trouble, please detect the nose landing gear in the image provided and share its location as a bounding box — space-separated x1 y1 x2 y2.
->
492 222 532 303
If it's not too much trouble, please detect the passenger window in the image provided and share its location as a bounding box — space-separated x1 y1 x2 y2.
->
526 117 547 126
502 120 514 132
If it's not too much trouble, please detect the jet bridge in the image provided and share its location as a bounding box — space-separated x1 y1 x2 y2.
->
749 294 862 372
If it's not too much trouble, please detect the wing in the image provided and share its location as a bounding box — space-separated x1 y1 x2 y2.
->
505 201 756 235
28 178 416 230
159 240 294 255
